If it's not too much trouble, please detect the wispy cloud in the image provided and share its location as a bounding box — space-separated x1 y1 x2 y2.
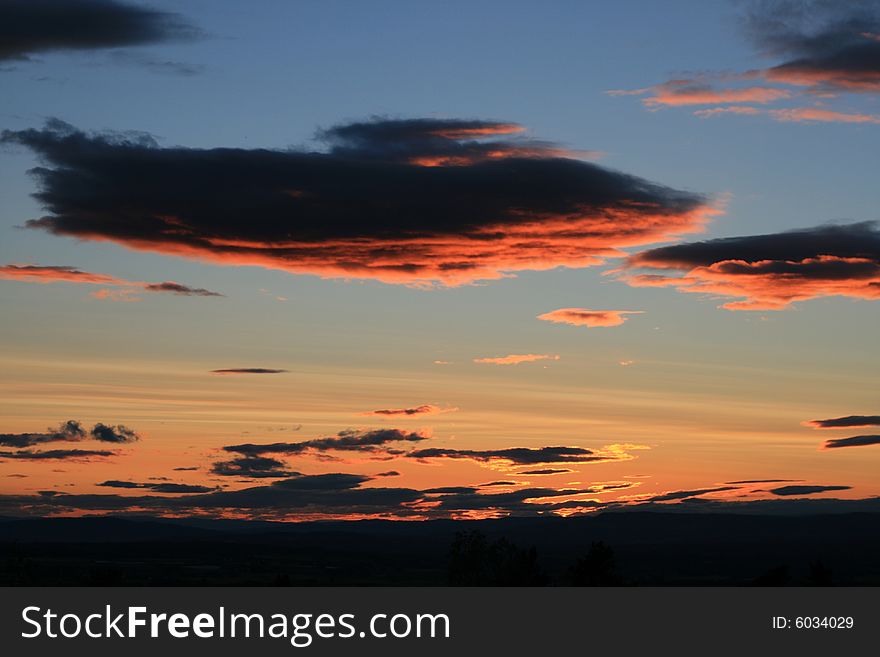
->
210 368 288 375
0 264 223 300
474 354 560 365
360 404 457 417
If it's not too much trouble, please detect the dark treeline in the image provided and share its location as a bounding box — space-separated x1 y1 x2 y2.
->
1 512 878 586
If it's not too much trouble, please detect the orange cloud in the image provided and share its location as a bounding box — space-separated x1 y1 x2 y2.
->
764 65 880 92
623 221 880 310
639 81 792 107
474 354 560 365
624 256 880 310
537 308 643 328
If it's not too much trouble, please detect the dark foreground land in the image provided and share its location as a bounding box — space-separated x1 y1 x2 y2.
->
3 511 880 586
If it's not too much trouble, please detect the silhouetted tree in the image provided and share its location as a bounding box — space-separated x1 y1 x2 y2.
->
569 541 623 586
448 530 548 585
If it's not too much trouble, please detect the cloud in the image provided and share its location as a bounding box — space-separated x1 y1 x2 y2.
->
360 404 457 417
1 118 717 287
0 449 114 460
480 481 518 487
612 2 880 124
0 263 223 299
621 222 880 309
725 479 803 484
624 80 792 107
89 423 139 443
0 264 127 285
694 105 880 123
0 420 85 448
748 1 880 92
424 483 632 515
97 480 216 493
0 474 426 518
536 308 643 328
0 420 138 447
406 445 629 466
210 456 301 479
0 0 199 62
822 435 880 449
768 484 852 496
641 486 739 502
223 428 430 457
141 281 223 296
517 468 573 475
806 415 880 428
172 466 199 471
473 354 560 365
210 368 288 375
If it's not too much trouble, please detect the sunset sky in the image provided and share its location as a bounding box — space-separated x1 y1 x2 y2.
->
1 0 879 520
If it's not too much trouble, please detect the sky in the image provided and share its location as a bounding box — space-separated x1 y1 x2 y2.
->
1 0 879 521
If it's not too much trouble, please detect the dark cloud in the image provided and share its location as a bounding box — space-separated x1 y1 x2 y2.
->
143 281 223 297
0 420 84 448
613 2 880 123
642 486 739 502
743 0 880 92
0 449 114 460
725 478 803 484
89 423 139 443
224 429 429 457
622 222 880 309
172 466 199 471
822 434 880 449
0 0 199 62
374 470 400 477
210 368 288 375
807 415 880 428
426 484 621 515
768 484 852 496
423 486 478 494
211 456 300 479
361 404 456 417
0 420 138 455
97 480 215 493
0 474 425 518
480 481 519 487
517 468 574 475
407 445 620 465
1 118 715 287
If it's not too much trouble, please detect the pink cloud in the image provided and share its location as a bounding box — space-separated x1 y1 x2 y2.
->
474 354 560 366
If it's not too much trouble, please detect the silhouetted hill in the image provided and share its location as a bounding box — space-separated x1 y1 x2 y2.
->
2 511 879 585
